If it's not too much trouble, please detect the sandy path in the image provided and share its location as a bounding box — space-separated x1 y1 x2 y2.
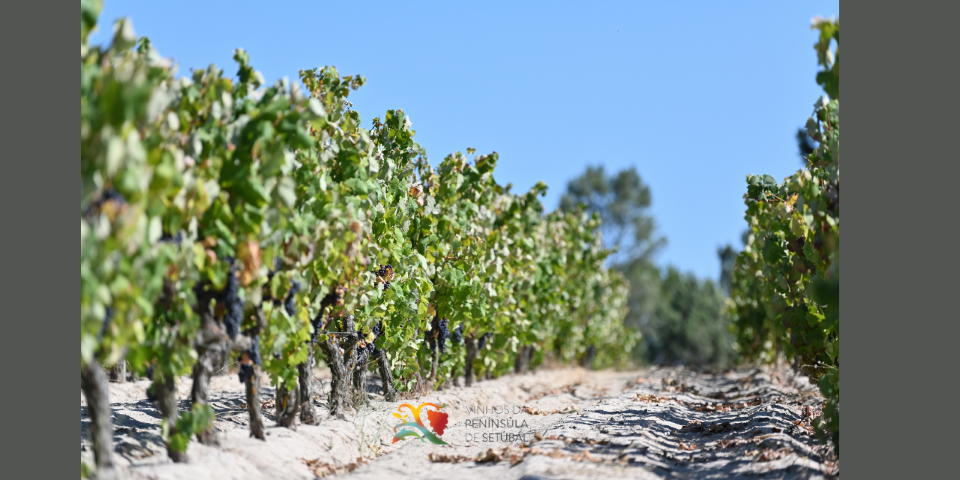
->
81 365 838 479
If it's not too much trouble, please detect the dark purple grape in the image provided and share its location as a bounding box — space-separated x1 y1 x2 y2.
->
97 307 113 343
370 320 384 359
84 188 127 218
310 312 324 344
451 324 464 345
283 280 300 317
438 319 449 354
248 336 261 365
238 364 254 384
158 230 184 248
266 257 282 282
427 317 450 353
222 263 244 341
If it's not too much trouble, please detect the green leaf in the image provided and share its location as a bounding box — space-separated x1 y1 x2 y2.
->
277 177 296 208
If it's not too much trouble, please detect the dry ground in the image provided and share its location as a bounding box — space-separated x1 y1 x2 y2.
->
81 364 838 480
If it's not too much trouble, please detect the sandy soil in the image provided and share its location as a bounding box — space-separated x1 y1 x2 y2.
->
81 365 838 479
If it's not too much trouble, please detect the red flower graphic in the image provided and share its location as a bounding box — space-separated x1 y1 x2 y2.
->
426 409 448 436
392 403 449 445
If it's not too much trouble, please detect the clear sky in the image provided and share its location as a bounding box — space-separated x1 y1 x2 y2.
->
89 0 840 281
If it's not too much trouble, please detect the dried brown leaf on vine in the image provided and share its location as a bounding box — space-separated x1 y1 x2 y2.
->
236 240 262 286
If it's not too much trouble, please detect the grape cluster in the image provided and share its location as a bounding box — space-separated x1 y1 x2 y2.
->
261 258 284 308
312 285 346 343
222 263 245 341
310 313 324 344
426 322 436 350
376 264 394 290
97 306 114 344
248 335 262 365
266 257 282 283
478 332 493 350
439 319 450 353
238 364 254 384
451 323 464 345
369 320 384 359
99 188 125 204
83 188 126 218
158 230 184 248
426 316 451 354
283 280 301 317
320 285 346 309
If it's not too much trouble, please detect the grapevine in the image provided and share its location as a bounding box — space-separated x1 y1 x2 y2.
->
729 18 840 457
80 2 633 467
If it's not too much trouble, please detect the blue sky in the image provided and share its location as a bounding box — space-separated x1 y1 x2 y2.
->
89 1 840 280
